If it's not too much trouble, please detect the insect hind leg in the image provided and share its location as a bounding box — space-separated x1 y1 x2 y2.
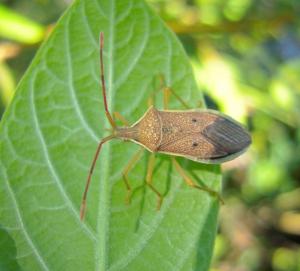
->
146 153 164 210
172 158 224 204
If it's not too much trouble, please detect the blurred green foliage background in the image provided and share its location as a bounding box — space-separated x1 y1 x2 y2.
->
1 0 300 270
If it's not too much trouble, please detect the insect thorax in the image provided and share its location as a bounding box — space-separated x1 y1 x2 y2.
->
130 107 162 151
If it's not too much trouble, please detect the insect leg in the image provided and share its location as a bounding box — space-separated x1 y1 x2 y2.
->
154 74 189 109
80 134 116 220
114 111 129 126
163 87 171 109
146 153 164 210
147 95 155 107
122 148 144 204
172 158 224 204
163 87 190 109
148 74 165 107
151 74 190 109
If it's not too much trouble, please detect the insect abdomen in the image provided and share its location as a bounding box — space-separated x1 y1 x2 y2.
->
156 110 251 163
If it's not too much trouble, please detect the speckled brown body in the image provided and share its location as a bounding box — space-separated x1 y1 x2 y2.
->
80 32 252 220
116 106 251 163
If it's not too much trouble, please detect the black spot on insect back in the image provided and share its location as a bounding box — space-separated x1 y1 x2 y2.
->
201 117 251 156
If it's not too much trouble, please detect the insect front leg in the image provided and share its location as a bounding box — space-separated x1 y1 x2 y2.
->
156 74 190 109
162 87 190 110
172 158 224 204
114 111 129 126
122 148 144 204
146 153 164 210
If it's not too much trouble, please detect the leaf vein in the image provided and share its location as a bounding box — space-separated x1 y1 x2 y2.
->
114 6 149 90
64 14 99 142
2 170 50 271
30 70 97 241
108 177 182 271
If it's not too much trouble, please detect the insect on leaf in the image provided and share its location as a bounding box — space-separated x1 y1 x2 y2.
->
0 0 221 270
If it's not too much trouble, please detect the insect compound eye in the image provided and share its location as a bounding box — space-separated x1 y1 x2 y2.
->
192 142 198 147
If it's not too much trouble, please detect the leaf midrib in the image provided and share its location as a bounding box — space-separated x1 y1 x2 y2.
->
95 0 115 270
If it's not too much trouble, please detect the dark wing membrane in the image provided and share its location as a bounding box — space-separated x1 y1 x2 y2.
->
201 117 251 158
157 133 228 160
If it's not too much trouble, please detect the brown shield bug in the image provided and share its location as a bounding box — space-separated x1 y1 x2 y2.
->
80 32 251 220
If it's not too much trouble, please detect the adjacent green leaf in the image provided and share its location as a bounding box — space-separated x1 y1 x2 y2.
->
0 4 45 44
0 0 221 270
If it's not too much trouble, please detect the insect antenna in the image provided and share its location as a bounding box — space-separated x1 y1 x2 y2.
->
99 32 116 129
80 32 116 220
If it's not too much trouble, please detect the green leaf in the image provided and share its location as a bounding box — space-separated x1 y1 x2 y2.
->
0 0 221 270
